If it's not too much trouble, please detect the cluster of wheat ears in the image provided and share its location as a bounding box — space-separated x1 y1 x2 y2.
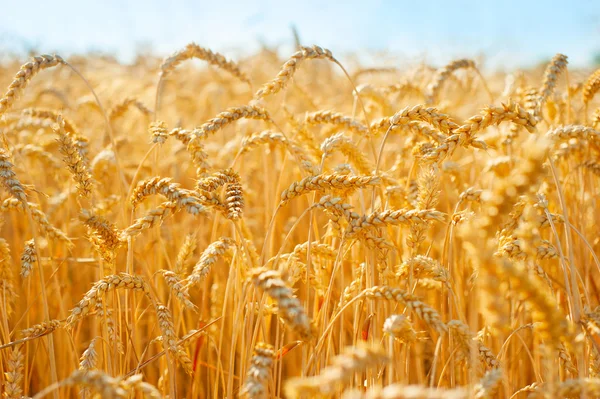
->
0 42 599 399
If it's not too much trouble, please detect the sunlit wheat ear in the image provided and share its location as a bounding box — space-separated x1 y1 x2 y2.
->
284 344 389 398
426 59 477 104
423 100 537 164
53 115 94 198
187 237 235 284
358 286 447 335
0 147 27 203
66 273 150 327
159 42 250 85
130 176 206 215
538 54 568 107
279 173 381 207
583 68 600 106
157 270 196 310
20 319 63 338
0 54 65 117
155 304 193 374
20 239 36 278
304 110 369 136
241 342 276 399
149 120 169 145
109 97 152 122
383 314 417 343
321 132 374 175
251 267 314 340
189 105 272 142
121 201 179 239
370 104 459 136
253 45 336 101
474 369 503 399
4 345 25 399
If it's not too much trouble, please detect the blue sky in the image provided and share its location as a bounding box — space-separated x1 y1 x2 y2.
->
1 0 599 69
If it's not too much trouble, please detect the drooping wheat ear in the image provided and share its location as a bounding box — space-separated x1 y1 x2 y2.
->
20 239 36 278
185 134 211 177
190 105 272 142
0 147 27 203
188 237 235 284
0 238 15 316
1 198 70 243
241 342 276 399
174 233 196 275
358 286 447 334
583 69 600 105
305 110 369 136
538 54 568 106
474 368 503 399
109 97 152 122
160 42 250 85
157 269 196 310
251 267 314 340
426 59 476 104
312 196 359 231
149 120 169 145
3 345 24 399
370 105 459 136
121 201 179 238
254 45 336 101
0 54 65 117
423 100 537 164
79 209 123 251
155 304 193 374
240 131 318 174
321 132 374 175
284 344 389 398
280 174 381 207
22 107 78 134
53 115 93 198
397 256 450 287
383 314 417 343
447 320 499 369
66 273 150 327
546 124 600 142
348 208 445 238
130 176 206 215
20 319 63 338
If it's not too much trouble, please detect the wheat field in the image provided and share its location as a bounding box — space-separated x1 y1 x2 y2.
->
0 43 599 398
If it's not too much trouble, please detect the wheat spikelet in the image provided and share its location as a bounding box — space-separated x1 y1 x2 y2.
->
160 42 250 85
241 342 276 399
321 132 375 175
284 344 389 398
79 209 122 251
254 45 336 100
348 208 445 238
0 54 65 116
426 59 476 104
474 369 503 399
397 256 449 286
546 124 600 142
0 238 15 316
251 267 314 340
174 233 196 275
66 273 150 327
447 320 499 369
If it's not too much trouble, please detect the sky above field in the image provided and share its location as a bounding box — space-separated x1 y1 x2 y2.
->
1 0 599 69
